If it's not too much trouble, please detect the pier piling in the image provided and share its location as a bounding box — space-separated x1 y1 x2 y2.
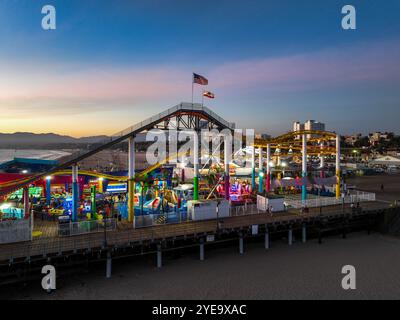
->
288 227 293 245
302 224 307 243
157 244 162 268
106 251 112 278
265 227 270 250
239 233 244 255
199 238 205 261
342 219 347 239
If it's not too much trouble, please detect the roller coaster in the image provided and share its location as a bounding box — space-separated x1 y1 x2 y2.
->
0 102 340 198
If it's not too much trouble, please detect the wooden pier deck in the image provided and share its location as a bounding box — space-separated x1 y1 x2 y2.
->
0 201 390 265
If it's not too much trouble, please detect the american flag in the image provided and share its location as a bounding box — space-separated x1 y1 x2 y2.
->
203 91 215 99
193 73 208 85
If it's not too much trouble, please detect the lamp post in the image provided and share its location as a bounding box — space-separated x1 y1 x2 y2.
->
45 175 52 206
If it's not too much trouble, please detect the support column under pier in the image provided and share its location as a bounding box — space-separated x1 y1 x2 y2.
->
106 251 112 278
199 238 205 261
288 227 293 245
157 244 162 268
239 232 244 255
265 226 269 250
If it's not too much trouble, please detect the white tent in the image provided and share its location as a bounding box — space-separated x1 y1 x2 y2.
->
370 155 400 166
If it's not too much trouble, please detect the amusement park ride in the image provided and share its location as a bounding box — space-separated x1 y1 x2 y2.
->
0 103 342 224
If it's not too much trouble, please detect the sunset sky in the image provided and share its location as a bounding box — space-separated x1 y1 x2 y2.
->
0 0 399 137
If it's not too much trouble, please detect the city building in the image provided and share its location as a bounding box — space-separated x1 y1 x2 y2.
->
255 133 272 140
368 132 393 146
293 121 304 132
293 120 325 139
344 134 363 146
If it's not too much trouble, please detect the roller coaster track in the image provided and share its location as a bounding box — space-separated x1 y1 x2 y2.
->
0 103 234 197
253 130 337 148
0 148 190 195
0 103 338 197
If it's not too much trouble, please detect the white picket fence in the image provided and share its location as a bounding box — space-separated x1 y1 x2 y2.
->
284 191 376 209
58 218 116 236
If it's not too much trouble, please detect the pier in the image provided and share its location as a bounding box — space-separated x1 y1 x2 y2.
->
0 200 393 285
0 103 397 285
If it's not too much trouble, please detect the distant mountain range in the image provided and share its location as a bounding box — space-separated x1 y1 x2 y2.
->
0 132 110 147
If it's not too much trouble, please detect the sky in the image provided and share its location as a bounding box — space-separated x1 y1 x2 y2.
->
0 0 399 137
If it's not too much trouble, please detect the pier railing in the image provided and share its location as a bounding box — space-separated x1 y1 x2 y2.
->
134 211 189 228
57 103 235 168
230 203 259 216
58 218 116 237
284 191 376 209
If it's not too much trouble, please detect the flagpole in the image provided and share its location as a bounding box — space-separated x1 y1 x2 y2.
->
191 75 194 105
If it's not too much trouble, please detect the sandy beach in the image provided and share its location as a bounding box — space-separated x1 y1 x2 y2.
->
347 174 400 202
1 232 400 300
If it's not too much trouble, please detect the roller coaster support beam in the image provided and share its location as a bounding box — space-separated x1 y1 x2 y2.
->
23 186 29 218
258 147 263 193
251 146 256 191
302 134 307 202
193 131 199 200
319 141 325 178
266 144 271 193
72 164 79 222
336 134 341 199
98 178 104 193
128 136 135 224
224 134 231 201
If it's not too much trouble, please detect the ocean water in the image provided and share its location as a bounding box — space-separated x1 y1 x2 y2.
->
0 149 71 164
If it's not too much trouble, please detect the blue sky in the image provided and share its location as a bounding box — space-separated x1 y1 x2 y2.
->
0 0 399 136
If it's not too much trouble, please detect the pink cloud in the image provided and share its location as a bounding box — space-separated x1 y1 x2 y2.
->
0 67 188 100
0 38 398 113
209 39 400 92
